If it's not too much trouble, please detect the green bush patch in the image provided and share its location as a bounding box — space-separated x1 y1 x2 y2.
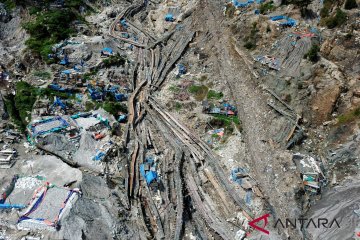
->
188 85 209 101
175 102 182 112
32 71 51 79
337 107 360 124
344 0 358 9
207 90 223 100
304 44 320 62
168 85 180 93
322 8 347 29
102 54 126 68
4 82 38 131
22 9 80 61
259 2 275 14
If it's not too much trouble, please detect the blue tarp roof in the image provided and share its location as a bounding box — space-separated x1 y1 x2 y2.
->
165 13 175 21
145 171 158 185
102 47 113 54
62 70 71 74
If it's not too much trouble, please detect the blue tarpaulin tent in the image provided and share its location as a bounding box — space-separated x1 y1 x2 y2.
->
120 18 128 29
102 48 113 54
60 54 69 65
270 15 297 27
178 64 187 75
140 164 158 185
165 13 175 22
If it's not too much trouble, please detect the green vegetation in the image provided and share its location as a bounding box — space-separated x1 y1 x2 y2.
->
225 3 236 18
0 0 15 10
304 44 320 62
259 1 275 14
14 82 37 127
168 85 180 93
65 0 84 8
102 54 126 68
344 0 358 9
337 107 360 124
345 33 353 40
29 6 41 15
188 85 209 101
213 114 240 126
174 102 182 112
32 71 51 79
319 0 347 28
207 90 223 100
4 82 38 131
199 75 208 82
22 9 80 61
85 101 95 111
82 69 98 82
39 88 74 100
243 22 259 50
84 100 128 117
244 42 256 50
320 0 336 18
102 101 128 116
4 97 24 131
209 114 241 134
322 8 347 28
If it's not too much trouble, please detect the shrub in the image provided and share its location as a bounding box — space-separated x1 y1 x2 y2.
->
305 45 320 62
4 97 24 131
344 0 358 9
337 107 360 124
320 0 337 17
39 88 74 100
243 22 258 50
32 71 51 79
103 102 128 116
22 9 79 60
323 8 347 28
14 82 37 125
188 85 209 101
168 85 180 93
259 2 275 14
345 33 353 40
175 102 182 112
102 54 126 68
225 3 236 18
207 90 223 100
4 82 38 131
244 41 256 49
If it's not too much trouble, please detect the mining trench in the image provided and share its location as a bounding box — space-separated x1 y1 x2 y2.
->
107 0 303 239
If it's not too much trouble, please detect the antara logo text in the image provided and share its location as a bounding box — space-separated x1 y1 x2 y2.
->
248 213 341 235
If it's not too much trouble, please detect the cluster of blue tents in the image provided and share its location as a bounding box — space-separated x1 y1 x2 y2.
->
87 84 104 101
87 84 128 102
106 85 127 101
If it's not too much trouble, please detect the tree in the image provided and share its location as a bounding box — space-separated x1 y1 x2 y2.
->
305 45 320 63
344 0 358 9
